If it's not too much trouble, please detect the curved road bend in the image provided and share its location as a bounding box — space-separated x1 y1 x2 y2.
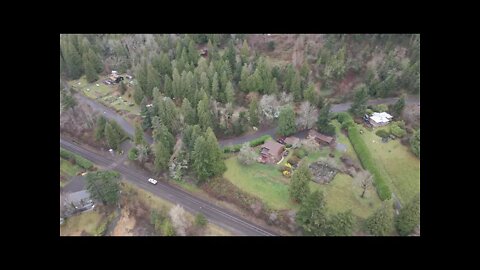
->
60 138 277 236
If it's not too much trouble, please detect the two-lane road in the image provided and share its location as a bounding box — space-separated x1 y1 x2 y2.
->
60 138 277 236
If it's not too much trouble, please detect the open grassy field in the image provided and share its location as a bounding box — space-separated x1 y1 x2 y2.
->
224 144 364 211
224 154 383 219
68 76 139 116
357 126 420 204
224 157 292 210
309 173 383 219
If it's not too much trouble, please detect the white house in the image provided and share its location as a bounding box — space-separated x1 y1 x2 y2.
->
369 112 393 127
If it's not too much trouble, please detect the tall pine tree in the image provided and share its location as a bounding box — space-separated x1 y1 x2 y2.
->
197 94 213 131
134 122 146 146
278 106 296 136
248 98 260 127
395 194 420 236
83 54 98 83
225 81 235 104
154 140 170 173
181 98 196 126
104 122 119 150
289 163 312 203
192 128 226 183
350 86 369 117
296 190 329 236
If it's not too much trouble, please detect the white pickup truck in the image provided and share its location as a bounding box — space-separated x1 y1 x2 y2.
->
148 178 158 185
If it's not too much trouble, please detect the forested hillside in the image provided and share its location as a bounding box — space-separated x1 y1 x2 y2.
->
60 34 420 139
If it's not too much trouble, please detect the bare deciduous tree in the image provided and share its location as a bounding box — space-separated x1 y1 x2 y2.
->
259 94 280 121
279 92 293 105
136 144 150 164
169 204 190 236
297 101 318 130
238 143 257 165
355 170 373 198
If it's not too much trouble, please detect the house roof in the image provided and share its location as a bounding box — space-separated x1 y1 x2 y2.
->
66 190 91 205
262 140 284 156
370 112 393 123
309 130 334 143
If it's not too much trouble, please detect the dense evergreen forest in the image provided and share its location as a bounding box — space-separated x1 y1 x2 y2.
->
60 34 419 139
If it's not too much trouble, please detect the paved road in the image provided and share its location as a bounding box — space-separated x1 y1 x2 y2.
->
60 138 277 236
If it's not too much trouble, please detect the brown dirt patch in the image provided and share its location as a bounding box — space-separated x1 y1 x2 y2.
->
111 208 136 236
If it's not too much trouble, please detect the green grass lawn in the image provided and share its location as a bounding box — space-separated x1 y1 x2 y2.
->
309 173 383 219
60 158 82 177
60 157 84 187
224 154 384 218
68 76 139 116
357 127 420 205
224 156 293 210
223 148 333 211
303 148 330 164
60 209 106 236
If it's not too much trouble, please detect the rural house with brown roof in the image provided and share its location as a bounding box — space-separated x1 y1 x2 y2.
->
259 140 285 164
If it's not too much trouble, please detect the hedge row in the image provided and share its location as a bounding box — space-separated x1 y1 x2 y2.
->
60 148 94 170
223 135 273 153
223 144 242 153
337 112 355 130
250 135 272 147
347 125 392 201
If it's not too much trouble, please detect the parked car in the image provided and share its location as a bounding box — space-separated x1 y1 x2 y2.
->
148 178 158 185
277 137 286 144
